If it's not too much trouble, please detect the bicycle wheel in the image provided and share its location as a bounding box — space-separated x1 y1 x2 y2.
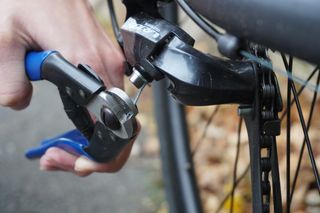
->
152 3 203 213
152 1 320 213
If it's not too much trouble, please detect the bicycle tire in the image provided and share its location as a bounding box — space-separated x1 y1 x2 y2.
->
153 3 202 213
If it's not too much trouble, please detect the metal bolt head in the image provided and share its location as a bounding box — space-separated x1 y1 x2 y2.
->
238 105 253 117
129 68 147 89
101 107 121 130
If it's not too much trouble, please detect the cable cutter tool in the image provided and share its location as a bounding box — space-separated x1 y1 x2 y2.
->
24 51 139 162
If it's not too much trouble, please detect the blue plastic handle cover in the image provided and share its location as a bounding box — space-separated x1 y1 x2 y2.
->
25 129 93 160
24 50 96 160
25 51 57 81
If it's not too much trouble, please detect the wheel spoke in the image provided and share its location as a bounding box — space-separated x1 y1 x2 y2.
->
230 118 243 213
192 106 220 155
280 66 320 121
291 78 320 193
216 164 250 213
281 54 293 212
290 70 320 202
241 51 320 93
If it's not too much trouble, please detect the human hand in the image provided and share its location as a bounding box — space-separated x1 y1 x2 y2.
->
0 0 136 175
40 138 136 177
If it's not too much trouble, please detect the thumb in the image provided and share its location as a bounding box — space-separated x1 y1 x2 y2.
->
0 34 32 110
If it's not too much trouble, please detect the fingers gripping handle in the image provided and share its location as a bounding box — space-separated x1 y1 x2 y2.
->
25 51 99 140
25 51 105 105
24 51 134 162
25 51 97 160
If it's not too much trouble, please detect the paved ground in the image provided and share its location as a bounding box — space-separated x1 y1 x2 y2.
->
0 82 162 213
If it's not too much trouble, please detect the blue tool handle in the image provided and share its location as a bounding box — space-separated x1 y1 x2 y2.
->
25 51 57 81
24 50 129 162
25 129 92 160
24 51 94 160
25 50 105 105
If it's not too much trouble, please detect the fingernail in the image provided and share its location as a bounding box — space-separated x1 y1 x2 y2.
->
74 157 96 172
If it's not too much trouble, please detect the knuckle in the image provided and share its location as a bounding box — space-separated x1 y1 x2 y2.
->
109 50 124 67
40 158 51 169
67 50 103 73
58 50 77 65
0 19 15 47
83 52 103 72
114 57 125 74
44 148 61 163
0 85 31 108
41 155 55 167
85 57 98 69
0 31 13 48
0 16 11 31
44 148 56 159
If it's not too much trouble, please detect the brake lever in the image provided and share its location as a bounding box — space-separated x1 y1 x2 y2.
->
121 13 255 106
24 51 138 162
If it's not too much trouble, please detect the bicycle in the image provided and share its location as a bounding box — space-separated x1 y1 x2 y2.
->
107 0 320 212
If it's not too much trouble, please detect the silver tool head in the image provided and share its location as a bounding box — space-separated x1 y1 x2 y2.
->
86 88 138 139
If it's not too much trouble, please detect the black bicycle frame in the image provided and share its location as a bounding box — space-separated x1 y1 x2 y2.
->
189 0 320 64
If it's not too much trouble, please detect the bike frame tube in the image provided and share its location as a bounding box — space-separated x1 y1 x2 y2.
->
188 0 320 64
